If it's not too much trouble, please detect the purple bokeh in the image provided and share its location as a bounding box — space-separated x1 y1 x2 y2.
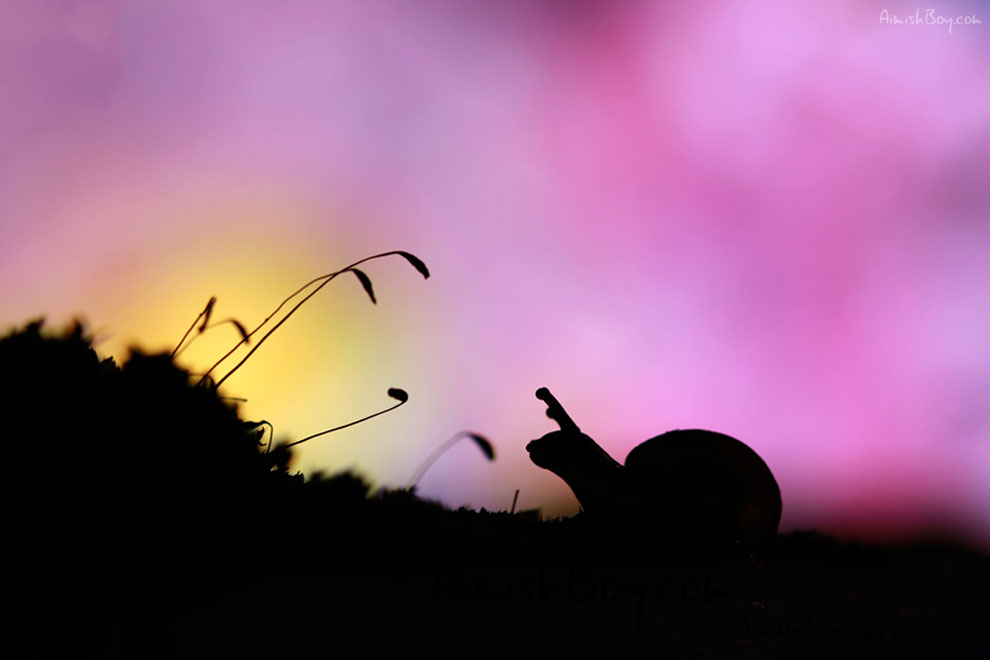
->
2 0 988 546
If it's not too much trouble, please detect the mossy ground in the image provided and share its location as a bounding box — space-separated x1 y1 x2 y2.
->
2 322 987 658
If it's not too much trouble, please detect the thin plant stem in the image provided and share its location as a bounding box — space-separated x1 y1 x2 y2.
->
212 272 341 388
196 275 332 384
172 319 249 359
171 316 200 358
171 297 216 358
202 251 420 388
406 432 472 490
283 400 406 449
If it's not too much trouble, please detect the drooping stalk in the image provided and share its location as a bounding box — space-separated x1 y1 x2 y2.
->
173 318 249 359
283 388 409 448
406 431 495 490
171 296 216 358
200 251 427 389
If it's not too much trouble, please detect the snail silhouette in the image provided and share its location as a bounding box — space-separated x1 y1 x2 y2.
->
526 387 782 551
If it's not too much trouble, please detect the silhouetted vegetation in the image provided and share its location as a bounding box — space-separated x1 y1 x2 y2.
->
2 258 988 657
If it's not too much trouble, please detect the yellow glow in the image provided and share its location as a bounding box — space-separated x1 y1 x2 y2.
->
59 202 434 484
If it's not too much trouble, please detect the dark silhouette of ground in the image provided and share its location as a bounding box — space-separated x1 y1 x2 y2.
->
1 321 987 658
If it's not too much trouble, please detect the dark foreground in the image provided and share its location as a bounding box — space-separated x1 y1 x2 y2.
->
2 322 987 657
7 484 989 659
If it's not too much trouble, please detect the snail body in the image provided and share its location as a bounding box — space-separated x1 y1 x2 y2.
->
526 388 781 551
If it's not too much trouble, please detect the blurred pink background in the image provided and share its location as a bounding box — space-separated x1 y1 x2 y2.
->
2 0 989 546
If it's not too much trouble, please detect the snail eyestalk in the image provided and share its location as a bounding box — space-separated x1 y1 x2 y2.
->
536 387 580 434
283 388 409 449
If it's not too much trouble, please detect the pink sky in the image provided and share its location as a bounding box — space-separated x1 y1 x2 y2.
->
2 0 989 546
